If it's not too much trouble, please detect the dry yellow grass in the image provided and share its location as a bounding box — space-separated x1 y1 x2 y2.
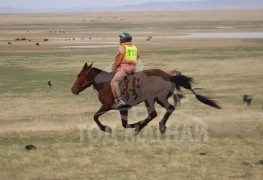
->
0 10 263 179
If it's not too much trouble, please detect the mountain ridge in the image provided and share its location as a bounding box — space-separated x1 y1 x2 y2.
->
0 0 262 13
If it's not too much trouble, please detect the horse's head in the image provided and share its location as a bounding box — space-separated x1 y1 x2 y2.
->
71 63 94 95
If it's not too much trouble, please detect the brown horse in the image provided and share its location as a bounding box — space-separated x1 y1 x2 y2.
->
71 63 220 135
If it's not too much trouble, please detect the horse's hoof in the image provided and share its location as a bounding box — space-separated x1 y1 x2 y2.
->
133 130 140 136
159 125 166 134
133 127 141 136
105 126 112 133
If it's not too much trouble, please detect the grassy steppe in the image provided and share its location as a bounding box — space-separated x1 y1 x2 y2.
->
0 10 263 179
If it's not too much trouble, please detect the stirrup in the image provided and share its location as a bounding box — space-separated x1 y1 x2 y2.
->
111 99 126 109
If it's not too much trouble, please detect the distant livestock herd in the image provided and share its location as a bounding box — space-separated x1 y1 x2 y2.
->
6 37 49 46
5 31 153 47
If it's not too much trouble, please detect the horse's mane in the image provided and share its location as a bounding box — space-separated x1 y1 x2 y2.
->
91 67 108 74
92 67 114 85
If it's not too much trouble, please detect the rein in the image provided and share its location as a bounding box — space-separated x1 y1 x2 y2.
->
81 68 95 88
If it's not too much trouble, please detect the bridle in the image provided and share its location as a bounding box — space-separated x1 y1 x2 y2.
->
82 79 94 87
81 67 94 89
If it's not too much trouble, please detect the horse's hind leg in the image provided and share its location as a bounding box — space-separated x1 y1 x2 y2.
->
130 100 157 136
156 98 175 134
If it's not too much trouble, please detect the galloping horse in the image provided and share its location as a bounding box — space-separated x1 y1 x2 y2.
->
71 63 220 135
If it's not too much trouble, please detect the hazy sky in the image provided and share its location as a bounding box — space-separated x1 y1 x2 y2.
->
0 0 204 9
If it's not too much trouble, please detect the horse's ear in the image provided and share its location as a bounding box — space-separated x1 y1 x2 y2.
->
88 62 93 68
83 63 88 70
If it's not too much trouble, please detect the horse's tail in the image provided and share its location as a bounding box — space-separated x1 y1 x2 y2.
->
171 75 221 109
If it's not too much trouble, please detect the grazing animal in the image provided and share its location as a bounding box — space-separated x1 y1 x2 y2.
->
36 43 40 46
48 80 52 89
71 63 220 136
44 39 48 42
173 93 185 106
25 144 36 151
8 42 11 45
243 94 252 106
146 37 152 41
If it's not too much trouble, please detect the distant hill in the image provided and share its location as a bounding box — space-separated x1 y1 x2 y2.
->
0 0 263 13
0 7 23 13
115 0 263 11
0 7 55 13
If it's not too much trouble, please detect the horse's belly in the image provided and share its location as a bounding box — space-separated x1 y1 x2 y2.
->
142 76 174 100
120 72 174 105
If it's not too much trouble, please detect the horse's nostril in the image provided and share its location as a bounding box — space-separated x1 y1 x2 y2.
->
71 87 79 95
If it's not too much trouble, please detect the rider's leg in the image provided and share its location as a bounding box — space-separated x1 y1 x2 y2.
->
110 69 127 108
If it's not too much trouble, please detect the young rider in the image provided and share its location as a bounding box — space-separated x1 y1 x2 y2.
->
110 32 140 109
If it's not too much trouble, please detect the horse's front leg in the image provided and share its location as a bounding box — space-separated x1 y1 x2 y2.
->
120 110 135 128
94 105 112 133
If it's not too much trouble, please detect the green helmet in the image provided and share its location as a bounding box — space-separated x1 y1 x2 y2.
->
119 32 132 42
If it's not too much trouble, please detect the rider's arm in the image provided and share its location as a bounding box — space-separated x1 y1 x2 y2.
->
137 49 141 61
112 46 125 71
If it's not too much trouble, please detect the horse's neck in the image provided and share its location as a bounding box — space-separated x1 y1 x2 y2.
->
92 68 114 92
